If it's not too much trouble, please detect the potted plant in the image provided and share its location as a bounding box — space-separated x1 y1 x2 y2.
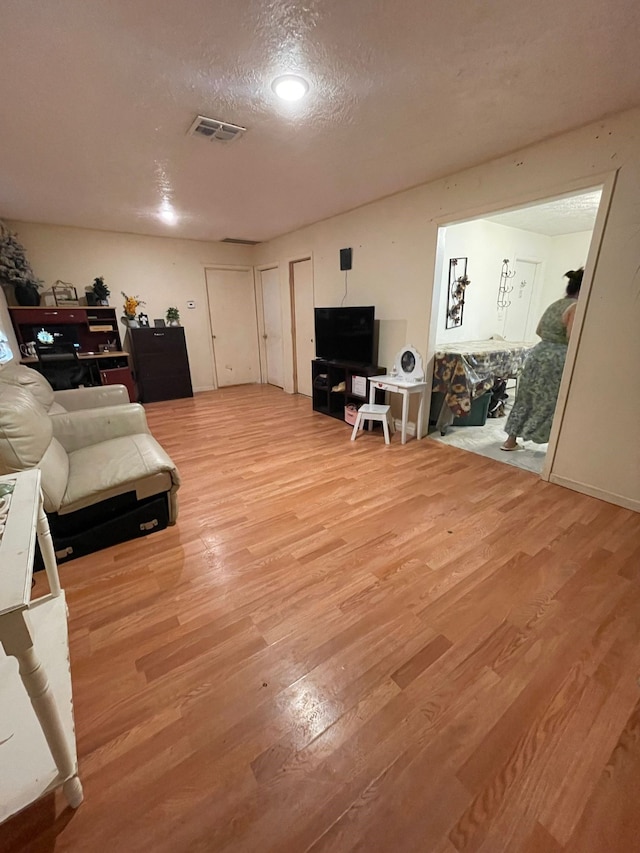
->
166 306 180 326
92 276 110 305
0 221 43 306
121 291 145 327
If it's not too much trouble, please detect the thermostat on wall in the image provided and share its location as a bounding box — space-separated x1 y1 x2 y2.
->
186 300 196 309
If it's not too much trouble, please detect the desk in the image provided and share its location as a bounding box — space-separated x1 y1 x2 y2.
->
10 305 135 400
21 351 135 401
369 375 428 444
20 349 130 364
432 340 534 431
0 469 83 823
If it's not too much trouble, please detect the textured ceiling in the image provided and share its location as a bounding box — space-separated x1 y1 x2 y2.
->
0 0 638 242
485 190 603 236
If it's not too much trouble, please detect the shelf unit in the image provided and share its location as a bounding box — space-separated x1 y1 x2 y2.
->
312 359 386 423
10 306 123 353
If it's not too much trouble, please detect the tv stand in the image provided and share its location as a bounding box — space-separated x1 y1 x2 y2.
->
312 359 386 423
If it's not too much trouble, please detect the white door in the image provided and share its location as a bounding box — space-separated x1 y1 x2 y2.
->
206 267 261 387
503 260 539 341
259 267 284 388
291 259 314 397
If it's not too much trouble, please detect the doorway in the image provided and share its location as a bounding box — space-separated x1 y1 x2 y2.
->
205 267 261 387
289 258 314 397
427 186 606 475
258 266 284 388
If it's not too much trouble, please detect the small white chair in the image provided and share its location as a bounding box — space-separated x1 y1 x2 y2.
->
350 403 395 445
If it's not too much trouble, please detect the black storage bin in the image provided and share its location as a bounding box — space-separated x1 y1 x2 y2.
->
453 392 491 426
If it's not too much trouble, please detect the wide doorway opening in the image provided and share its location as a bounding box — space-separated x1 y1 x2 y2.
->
428 186 605 475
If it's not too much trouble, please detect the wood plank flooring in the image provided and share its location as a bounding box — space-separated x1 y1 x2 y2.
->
2 384 640 852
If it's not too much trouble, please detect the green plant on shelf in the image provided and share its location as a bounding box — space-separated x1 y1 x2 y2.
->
92 276 110 304
166 306 180 325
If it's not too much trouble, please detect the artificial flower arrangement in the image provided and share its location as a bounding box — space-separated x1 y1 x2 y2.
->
121 291 145 322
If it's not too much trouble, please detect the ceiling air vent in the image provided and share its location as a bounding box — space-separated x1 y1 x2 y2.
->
221 238 261 245
188 115 246 142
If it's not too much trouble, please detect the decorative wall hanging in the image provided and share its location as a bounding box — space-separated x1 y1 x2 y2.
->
445 257 470 329
497 258 516 310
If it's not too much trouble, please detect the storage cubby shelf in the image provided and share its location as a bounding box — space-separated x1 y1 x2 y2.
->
311 359 386 424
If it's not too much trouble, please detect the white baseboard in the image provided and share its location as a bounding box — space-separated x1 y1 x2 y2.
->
193 385 215 393
549 474 640 513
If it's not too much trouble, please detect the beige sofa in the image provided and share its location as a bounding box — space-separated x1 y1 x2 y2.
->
0 360 131 414
0 383 180 562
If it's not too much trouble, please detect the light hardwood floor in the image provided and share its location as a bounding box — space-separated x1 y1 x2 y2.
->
2 385 640 852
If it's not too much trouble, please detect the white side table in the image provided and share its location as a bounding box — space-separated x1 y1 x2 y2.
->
368 375 428 444
0 469 83 825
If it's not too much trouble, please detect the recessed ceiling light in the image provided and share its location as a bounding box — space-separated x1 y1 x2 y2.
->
272 75 309 102
158 201 178 225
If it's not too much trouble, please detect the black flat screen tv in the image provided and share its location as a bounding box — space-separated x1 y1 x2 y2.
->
314 306 375 365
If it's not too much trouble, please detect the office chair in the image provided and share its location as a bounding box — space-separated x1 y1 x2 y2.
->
35 342 88 391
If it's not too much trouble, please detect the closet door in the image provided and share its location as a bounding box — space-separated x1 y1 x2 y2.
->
205 268 261 387
259 267 284 388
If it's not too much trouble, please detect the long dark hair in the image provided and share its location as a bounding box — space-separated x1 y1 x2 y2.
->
564 267 584 298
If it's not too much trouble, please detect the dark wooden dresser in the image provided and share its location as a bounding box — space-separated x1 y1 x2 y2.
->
127 327 193 403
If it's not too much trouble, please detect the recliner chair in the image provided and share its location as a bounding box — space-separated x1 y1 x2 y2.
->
0 384 180 563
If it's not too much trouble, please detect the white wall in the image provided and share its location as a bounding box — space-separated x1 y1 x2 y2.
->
435 222 595 344
435 219 551 344
539 231 593 309
255 107 640 510
3 223 253 391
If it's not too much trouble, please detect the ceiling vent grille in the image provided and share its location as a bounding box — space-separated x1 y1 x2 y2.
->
188 115 246 142
221 237 261 245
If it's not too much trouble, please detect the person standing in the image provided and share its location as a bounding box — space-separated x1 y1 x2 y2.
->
501 268 583 451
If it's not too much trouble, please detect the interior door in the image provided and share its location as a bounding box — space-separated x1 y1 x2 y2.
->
259 267 284 388
503 259 538 341
205 267 261 387
291 259 314 397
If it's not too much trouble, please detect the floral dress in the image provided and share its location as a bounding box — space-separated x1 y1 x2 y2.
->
505 297 576 444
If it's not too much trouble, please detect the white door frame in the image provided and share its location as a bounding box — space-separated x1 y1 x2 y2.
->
426 169 618 482
204 264 263 389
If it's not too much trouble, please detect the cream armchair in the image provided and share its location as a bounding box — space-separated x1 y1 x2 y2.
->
0 384 180 563
0 360 130 414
